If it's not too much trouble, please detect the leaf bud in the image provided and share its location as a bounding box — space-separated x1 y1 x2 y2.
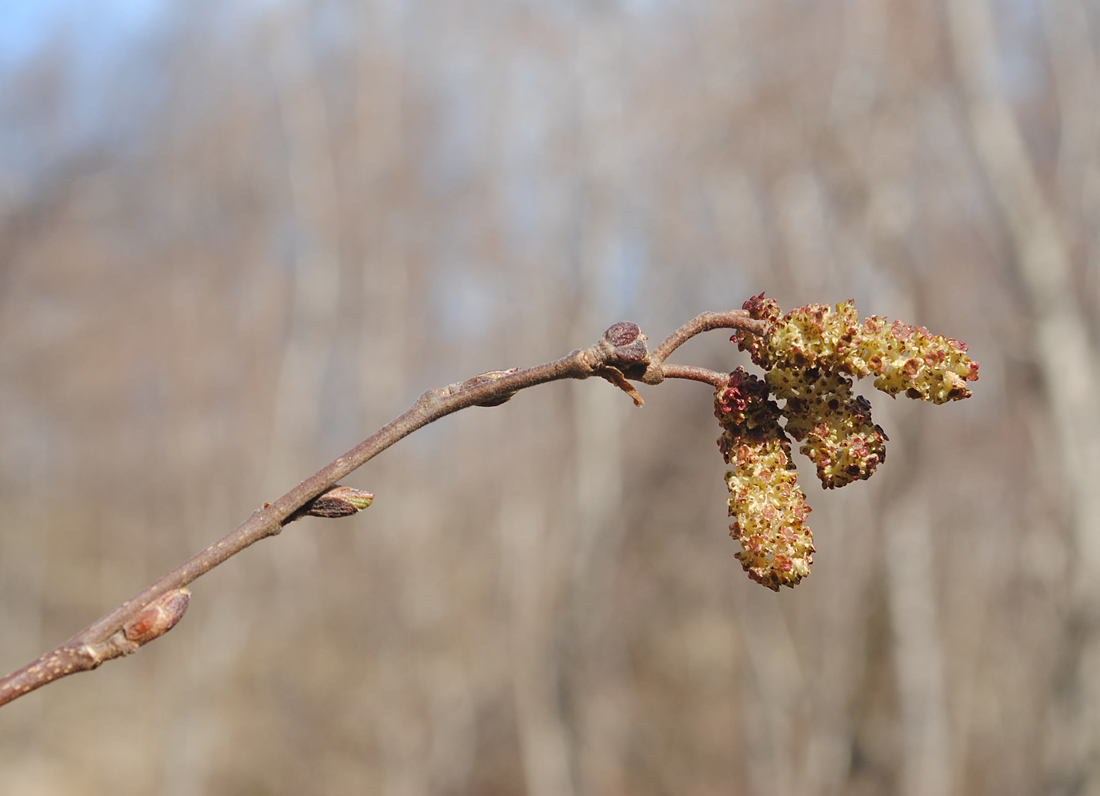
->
123 589 191 645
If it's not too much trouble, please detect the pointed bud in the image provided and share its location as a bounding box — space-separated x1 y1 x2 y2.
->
303 486 374 518
460 370 520 406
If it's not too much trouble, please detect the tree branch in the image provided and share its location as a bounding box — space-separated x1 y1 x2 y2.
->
0 312 759 707
0 310 770 707
659 364 731 388
644 309 766 382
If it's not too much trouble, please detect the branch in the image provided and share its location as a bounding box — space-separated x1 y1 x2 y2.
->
0 310 773 707
0 316 726 707
643 309 767 382
659 364 731 388
0 300 978 704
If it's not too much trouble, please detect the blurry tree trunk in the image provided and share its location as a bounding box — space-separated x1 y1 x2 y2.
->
353 0 411 422
260 8 346 612
1041 0 1100 271
564 9 631 795
264 7 343 488
733 592 803 794
946 0 1100 791
504 497 576 796
884 477 953 796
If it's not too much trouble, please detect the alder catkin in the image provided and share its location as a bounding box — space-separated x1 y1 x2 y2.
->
716 369 814 591
719 295 978 589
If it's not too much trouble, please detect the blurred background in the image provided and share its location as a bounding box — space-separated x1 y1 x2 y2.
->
0 0 1094 793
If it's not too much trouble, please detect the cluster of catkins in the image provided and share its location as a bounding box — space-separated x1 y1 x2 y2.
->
715 294 979 590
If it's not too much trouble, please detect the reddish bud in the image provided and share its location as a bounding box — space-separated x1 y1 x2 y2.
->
124 589 190 645
604 322 641 347
603 322 649 364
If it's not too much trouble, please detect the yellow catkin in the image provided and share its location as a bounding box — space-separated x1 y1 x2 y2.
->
720 296 978 589
716 369 814 590
767 367 888 489
739 296 979 404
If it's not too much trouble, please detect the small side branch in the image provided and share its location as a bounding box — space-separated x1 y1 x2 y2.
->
660 364 730 388
644 310 766 384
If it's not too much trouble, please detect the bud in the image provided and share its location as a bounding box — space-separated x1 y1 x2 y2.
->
303 485 374 518
123 589 190 645
603 321 642 348
459 369 520 407
602 321 649 364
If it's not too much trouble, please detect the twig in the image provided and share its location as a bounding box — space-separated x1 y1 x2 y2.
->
659 364 731 388
0 311 764 708
644 309 766 382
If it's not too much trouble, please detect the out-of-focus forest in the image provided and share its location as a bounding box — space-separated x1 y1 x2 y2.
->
1 0 1097 793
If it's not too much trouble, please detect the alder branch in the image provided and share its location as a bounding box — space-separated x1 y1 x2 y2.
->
645 309 767 379
0 311 765 708
659 364 731 388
